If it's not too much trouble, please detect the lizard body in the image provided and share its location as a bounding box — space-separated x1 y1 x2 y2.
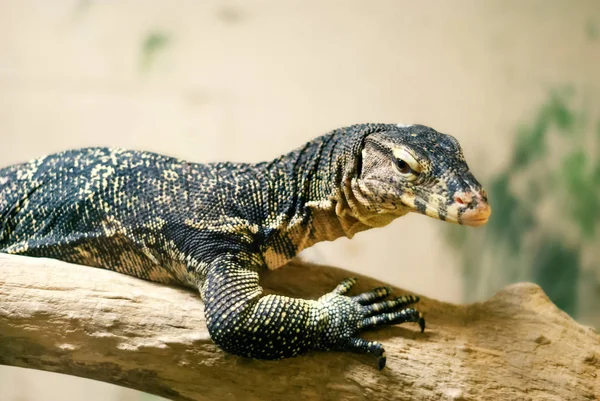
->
0 123 490 369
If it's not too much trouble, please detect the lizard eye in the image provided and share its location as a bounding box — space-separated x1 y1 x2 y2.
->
392 147 422 178
396 159 412 174
395 158 419 181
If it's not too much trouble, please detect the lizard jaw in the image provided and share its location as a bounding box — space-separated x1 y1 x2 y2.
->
458 201 492 227
398 192 491 227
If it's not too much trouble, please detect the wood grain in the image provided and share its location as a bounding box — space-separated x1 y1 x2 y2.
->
0 253 598 401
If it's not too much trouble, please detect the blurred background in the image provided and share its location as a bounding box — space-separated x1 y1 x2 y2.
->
1 1 599 400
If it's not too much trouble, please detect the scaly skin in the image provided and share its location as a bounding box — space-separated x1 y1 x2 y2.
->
0 123 491 369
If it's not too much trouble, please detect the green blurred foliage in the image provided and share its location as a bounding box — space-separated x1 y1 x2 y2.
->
586 20 598 41
140 31 171 71
446 90 600 324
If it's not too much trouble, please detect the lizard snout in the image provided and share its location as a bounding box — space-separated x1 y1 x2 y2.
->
454 191 491 227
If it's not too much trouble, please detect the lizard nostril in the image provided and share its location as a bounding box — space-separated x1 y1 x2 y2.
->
454 193 473 207
454 194 468 205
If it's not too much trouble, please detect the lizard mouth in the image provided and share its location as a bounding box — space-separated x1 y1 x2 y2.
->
458 202 492 227
402 192 491 227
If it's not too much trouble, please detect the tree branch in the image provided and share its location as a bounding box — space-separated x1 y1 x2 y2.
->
0 253 598 400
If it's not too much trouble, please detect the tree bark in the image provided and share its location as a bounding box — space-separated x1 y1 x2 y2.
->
0 253 598 401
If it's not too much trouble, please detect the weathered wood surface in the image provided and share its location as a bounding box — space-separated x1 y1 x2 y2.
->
0 253 598 401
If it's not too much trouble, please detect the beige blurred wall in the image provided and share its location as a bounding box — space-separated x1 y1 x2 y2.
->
0 1 599 400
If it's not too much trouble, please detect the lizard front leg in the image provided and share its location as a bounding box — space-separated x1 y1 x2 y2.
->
200 255 424 369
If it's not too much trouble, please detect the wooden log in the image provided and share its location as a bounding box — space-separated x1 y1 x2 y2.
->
0 253 598 401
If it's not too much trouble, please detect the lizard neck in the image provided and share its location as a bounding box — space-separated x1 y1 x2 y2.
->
257 126 381 269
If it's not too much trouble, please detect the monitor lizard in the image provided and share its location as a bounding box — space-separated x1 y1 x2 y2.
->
0 123 491 370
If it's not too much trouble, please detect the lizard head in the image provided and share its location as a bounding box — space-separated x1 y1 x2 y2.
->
347 124 491 228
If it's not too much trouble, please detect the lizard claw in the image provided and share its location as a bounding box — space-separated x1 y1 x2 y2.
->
377 353 387 371
319 278 425 369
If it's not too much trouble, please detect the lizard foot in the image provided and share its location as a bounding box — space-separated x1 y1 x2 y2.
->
317 278 425 370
